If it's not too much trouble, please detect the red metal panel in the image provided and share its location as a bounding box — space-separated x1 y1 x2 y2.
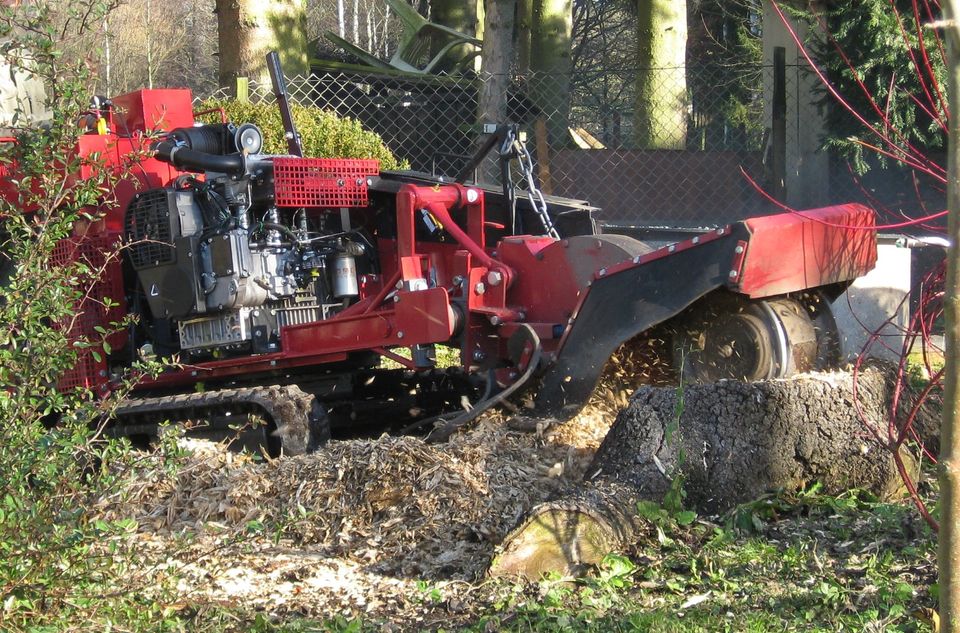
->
281 288 453 354
272 158 379 208
394 288 457 341
734 203 877 298
111 89 195 133
53 232 127 394
141 351 350 388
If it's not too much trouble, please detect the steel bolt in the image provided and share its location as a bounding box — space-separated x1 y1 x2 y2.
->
734 245 744 254
393 295 400 303
668 245 676 252
692 236 700 244
472 350 486 362
717 227 725 234
729 270 738 278
397 331 405 339
475 282 486 295
466 188 480 203
486 270 503 286
490 315 501 326
452 275 464 287
598 268 607 277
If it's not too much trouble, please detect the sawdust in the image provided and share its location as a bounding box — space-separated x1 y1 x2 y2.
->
546 334 673 450
97 409 617 583
92 350 664 621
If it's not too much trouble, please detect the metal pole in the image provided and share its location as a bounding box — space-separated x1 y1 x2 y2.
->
772 46 787 203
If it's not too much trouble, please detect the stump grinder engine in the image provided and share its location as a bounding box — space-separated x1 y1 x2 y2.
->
20 57 878 454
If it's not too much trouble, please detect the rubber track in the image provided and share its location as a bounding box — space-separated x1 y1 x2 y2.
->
115 384 328 455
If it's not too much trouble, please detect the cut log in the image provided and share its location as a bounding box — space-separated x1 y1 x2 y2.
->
491 367 922 580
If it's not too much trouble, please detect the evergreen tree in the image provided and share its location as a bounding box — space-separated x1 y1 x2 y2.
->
807 0 946 172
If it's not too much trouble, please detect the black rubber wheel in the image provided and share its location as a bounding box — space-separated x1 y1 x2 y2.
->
674 295 825 384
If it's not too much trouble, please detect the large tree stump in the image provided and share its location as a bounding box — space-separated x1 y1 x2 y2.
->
491 367 920 579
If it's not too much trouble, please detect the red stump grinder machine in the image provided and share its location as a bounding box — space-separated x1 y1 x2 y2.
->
4 58 877 453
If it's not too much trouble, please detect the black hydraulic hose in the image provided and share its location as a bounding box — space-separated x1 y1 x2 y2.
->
256 221 300 244
153 140 244 175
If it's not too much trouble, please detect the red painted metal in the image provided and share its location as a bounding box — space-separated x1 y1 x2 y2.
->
52 231 126 394
110 89 195 134
273 158 379 208
7 88 880 402
728 239 749 284
281 287 454 355
601 226 732 278
733 203 877 298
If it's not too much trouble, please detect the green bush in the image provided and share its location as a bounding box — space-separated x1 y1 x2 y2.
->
0 2 182 630
197 99 407 170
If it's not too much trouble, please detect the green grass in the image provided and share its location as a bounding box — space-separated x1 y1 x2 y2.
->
202 487 937 633
462 489 936 632
379 344 461 370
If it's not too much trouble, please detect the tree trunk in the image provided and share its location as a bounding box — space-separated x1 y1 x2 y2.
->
353 0 359 44
529 0 572 146
940 3 960 631
431 0 478 36
515 0 532 73
634 0 687 149
476 0 515 184
478 0 514 125
215 0 311 89
430 0 478 71
492 367 920 580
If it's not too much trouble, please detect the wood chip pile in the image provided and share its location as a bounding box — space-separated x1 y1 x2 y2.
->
97 417 609 579
93 342 665 589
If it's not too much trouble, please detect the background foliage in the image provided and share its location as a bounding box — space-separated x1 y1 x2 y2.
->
0 1 176 629
803 0 947 172
198 98 406 169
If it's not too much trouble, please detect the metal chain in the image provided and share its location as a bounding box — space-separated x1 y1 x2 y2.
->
511 136 559 240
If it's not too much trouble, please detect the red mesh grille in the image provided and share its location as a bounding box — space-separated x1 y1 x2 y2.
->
272 158 379 208
52 234 124 393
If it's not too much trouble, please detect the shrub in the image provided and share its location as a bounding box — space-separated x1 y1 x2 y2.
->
0 1 178 629
197 98 407 170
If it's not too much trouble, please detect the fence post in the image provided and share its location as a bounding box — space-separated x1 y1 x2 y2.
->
236 76 249 103
534 118 554 196
772 46 787 203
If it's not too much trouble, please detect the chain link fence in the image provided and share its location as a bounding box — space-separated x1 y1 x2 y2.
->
200 63 796 228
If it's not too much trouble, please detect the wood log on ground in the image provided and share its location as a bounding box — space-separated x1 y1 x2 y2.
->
491 366 924 580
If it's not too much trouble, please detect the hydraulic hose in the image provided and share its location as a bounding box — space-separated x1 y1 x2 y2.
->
153 140 244 175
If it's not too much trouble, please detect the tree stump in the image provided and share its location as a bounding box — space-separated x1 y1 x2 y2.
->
491 367 920 579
